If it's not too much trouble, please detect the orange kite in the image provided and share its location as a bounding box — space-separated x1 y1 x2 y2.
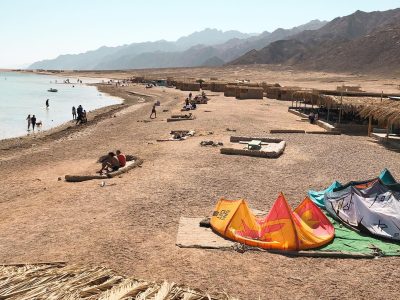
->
211 193 334 250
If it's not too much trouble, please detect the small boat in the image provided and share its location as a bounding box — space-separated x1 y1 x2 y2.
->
48 88 58 92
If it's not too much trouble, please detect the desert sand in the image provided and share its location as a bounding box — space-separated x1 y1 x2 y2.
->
1 67 400 299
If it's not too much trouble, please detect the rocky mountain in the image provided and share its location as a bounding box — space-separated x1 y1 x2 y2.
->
29 29 253 70
230 8 400 73
29 21 327 70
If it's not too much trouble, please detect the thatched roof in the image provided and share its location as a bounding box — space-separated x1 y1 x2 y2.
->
298 91 400 125
0 263 237 299
359 102 400 125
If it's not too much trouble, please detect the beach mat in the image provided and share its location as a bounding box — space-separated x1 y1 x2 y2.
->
176 217 400 257
220 141 286 158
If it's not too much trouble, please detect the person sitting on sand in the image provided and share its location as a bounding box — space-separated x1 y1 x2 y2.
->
99 152 120 174
150 104 157 119
116 150 126 168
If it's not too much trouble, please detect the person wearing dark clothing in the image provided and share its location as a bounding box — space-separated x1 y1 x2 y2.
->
31 115 37 131
46 99 49 108
150 104 156 119
72 106 77 119
76 105 83 124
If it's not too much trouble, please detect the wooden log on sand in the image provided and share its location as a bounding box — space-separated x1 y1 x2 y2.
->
270 129 306 134
229 136 283 143
65 157 143 182
306 131 341 135
65 174 107 182
107 158 144 178
167 118 194 122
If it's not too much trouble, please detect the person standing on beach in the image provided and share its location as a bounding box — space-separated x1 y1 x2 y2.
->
150 103 157 119
76 105 83 124
26 114 31 131
31 115 37 131
72 106 77 120
46 99 49 108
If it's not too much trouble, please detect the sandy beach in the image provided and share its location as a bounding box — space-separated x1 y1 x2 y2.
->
1 68 400 299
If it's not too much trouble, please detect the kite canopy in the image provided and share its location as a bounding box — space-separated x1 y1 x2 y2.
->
324 181 400 241
308 169 400 208
210 194 334 251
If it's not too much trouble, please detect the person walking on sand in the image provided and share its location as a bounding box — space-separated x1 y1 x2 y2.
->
72 106 76 120
150 103 157 119
46 99 49 108
31 115 37 131
26 114 31 131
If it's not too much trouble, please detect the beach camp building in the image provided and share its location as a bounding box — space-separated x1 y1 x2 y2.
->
178 81 201 91
224 85 238 97
210 81 227 92
235 86 264 99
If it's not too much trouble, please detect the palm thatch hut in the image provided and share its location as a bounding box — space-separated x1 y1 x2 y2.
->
295 91 400 136
266 87 281 99
210 81 227 92
178 82 201 91
201 82 211 90
224 85 238 97
235 86 264 100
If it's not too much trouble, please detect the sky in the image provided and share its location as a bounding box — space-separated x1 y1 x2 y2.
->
0 0 399 68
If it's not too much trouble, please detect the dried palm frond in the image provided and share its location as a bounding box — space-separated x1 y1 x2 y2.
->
0 264 237 300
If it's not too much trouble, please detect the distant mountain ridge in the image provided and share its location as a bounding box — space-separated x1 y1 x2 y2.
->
230 8 400 73
29 21 327 70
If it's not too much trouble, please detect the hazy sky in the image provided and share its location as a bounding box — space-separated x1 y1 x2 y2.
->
1 0 399 68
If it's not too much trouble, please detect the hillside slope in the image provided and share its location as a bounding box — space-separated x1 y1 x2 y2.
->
230 8 400 73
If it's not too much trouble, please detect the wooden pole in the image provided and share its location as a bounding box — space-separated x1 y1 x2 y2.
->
327 107 330 122
338 92 343 124
381 91 383 103
386 121 390 141
368 115 372 137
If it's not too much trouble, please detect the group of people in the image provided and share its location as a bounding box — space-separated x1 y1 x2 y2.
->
72 105 87 124
98 150 126 174
183 93 197 111
26 114 39 131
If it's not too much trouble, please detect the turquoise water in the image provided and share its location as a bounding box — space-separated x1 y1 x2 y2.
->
0 72 121 140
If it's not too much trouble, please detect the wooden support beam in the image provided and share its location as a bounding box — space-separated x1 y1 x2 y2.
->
368 115 372 137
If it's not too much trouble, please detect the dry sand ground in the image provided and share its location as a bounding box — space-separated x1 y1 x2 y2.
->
1 69 400 299
53 64 400 94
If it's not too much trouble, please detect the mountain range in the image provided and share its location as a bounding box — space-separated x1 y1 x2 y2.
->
231 8 400 73
29 21 327 70
29 8 400 73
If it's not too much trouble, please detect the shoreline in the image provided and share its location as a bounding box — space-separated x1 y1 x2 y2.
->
0 82 154 154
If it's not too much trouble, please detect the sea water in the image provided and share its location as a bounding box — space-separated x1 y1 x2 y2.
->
0 72 121 140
